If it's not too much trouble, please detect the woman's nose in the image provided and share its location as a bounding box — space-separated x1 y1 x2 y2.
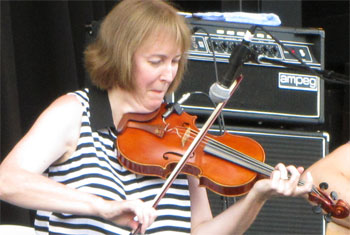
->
160 63 175 82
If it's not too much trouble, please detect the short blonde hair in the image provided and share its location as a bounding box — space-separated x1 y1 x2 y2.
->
84 0 191 93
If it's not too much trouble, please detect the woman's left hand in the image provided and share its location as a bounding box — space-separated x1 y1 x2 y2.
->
253 163 313 200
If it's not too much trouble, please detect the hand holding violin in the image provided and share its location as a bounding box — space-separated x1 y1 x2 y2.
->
187 163 313 235
117 104 317 235
252 163 313 200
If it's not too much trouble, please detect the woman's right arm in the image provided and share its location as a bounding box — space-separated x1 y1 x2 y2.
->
0 94 156 233
0 95 96 212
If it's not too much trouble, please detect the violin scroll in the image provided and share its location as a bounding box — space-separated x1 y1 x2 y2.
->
309 182 350 220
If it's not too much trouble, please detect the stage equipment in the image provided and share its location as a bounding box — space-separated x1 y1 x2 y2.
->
173 18 325 124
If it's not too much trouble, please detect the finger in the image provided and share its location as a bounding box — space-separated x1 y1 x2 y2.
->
275 163 288 180
135 207 144 226
277 178 286 194
273 164 296 195
128 201 145 233
273 164 288 194
144 207 157 225
300 172 313 194
296 166 305 174
283 165 300 195
143 207 157 233
130 220 141 234
286 165 300 184
289 168 313 196
137 205 157 234
270 169 281 191
141 209 149 234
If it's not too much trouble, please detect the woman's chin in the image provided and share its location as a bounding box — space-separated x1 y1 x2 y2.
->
141 100 163 113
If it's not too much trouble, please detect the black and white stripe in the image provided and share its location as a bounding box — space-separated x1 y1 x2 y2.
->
35 89 191 234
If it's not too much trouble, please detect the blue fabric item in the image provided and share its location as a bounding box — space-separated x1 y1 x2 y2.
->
191 12 281 26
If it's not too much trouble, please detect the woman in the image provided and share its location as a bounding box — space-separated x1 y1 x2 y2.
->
0 0 313 234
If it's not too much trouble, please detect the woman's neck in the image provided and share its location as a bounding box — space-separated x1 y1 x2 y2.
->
107 87 132 128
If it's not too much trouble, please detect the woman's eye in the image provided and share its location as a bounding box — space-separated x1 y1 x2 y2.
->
172 59 180 64
149 60 161 65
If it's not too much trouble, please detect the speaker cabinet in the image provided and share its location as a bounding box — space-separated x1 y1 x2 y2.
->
206 126 328 234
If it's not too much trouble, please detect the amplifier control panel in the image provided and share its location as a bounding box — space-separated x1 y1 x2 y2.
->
188 19 324 69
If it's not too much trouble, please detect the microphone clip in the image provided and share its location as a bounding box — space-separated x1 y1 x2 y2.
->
162 102 184 119
162 93 191 119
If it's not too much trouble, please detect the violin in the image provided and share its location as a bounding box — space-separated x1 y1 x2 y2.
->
116 103 350 220
117 103 265 196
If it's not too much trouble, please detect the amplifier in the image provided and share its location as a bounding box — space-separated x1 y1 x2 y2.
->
173 18 325 124
207 126 329 234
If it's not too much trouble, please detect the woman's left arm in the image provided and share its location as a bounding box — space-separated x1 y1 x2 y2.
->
189 163 313 235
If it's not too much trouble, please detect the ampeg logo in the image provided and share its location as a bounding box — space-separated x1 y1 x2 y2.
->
278 72 319 91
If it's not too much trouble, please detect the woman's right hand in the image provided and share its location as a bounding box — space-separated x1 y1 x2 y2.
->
98 198 157 234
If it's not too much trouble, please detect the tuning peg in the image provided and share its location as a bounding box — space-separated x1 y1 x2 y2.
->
312 205 322 214
330 191 338 200
324 213 332 223
319 182 329 190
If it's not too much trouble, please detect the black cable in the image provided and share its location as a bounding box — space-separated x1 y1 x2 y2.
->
189 26 226 135
256 26 349 86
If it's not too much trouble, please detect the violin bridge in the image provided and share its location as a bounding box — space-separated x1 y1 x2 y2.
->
181 127 191 147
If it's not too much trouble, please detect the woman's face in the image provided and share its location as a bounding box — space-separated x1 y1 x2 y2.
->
131 33 182 113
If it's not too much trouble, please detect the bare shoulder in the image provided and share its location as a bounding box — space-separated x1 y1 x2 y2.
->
328 142 350 162
40 94 84 163
307 142 350 173
2 93 84 173
33 94 83 139
48 93 83 117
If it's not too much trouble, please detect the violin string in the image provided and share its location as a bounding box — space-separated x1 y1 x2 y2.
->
170 127 274 176
205 136 322 194
204 135 275 176
205 133 323 195
187 128 273 175
169 126 321 195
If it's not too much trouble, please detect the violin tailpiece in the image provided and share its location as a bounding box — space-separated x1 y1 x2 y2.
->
126 121 167 137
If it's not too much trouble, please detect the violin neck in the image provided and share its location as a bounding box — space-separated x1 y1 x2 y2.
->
203 139 311 187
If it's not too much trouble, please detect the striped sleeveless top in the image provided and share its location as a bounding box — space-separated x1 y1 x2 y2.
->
34 88 191 234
